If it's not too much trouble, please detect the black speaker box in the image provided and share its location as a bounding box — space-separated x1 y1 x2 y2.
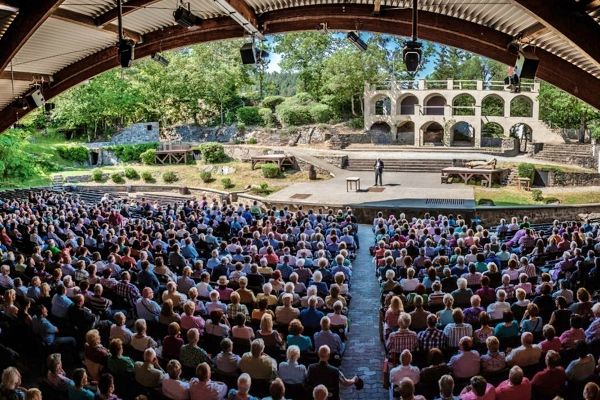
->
515 50 539 79
240 43 256 65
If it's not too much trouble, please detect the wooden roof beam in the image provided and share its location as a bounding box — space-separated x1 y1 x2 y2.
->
212 0 263 38
0 0 64 74
0 0 18 12
95 0 163 27
518 22 549 42
512 0 600 67
52 8 143 42
0 70 53 82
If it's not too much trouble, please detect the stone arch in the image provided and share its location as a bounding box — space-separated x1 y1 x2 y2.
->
369 121 392 133
421 121 444 146
398 94 419 115
397 121 415 145
450 121 475 147
370 94 392 115
482 122 504 138
423 93 446 116
451 93 476 116
481 94 505 117
510 95 533 117
509 122 533 140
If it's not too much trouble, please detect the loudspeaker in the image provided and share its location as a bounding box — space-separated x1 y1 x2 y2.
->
514 50 539 79
26 89 45 108
240 43 256 65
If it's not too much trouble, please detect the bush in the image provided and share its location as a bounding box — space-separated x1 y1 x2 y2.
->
140 149 156 165
252 182 272 195
276 103 313 126
141 171 155 183
91 169 105 182
237 122 246 133
162 171 178 183
199 171 213 183
309 104 332 123
110 143 158 163
197 142 227 163
261 163 281 178
543 197 560 204
258 107 274 127
347 117 364 130
247 137 258 145
236 106 262 126
221 177 234 189
56 145 89 163
124 167 140 180
517 163 535 181
531 189 543 201
111 172 125 184
261 96 285 110
35 154 62 172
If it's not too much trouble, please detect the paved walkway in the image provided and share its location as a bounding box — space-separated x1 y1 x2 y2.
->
339 225 388 399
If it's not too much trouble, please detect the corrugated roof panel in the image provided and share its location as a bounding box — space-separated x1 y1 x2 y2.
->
0 80 33 109
10 18 117 74
60 0 115 17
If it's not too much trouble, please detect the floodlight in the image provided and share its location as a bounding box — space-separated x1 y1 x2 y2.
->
174 4 202 27
347 31 367 51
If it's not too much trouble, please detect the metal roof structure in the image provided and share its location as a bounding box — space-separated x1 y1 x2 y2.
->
1 0 600 132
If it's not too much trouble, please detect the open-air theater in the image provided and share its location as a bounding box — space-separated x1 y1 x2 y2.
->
1 1 600 400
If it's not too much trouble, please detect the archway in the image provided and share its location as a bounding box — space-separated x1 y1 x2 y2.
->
510 96 533 117
398 95 418 115
509 123 533 140
397 121 415 145
369 122 392 144
482 94 505 117
451 121 475 147
372 95 391 116
452 94 476 116
424 94 446 116
482 122 504 147
421 121 444 146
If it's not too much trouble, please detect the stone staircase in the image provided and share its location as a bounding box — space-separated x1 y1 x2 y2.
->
502 169 519 186
345 158 455 173
532 143 595 169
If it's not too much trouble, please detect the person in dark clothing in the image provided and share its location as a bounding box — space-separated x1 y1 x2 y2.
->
307 345 358 400
374 158 384 186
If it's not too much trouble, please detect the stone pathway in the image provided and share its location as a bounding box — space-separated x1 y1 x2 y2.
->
339 225 388 399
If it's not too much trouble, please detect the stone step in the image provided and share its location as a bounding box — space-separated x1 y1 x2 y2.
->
345 159 454 172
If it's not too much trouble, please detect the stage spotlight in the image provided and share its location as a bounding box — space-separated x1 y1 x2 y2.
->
173 4 202 28
151 53 169 67
347 31 367 51
403 40 422 74
119 39 135 68
239 43 269 65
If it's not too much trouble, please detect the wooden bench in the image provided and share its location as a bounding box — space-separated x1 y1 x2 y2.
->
155 142 193 164
250 154 296 170
441 167 506 188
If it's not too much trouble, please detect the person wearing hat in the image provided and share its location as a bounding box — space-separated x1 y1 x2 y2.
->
215 276 233 302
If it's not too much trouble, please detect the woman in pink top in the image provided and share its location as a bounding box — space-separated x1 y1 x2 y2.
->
539 325 561 353
559 314 586 350
180 301 205 334
460 376 496 400
231 313 255 340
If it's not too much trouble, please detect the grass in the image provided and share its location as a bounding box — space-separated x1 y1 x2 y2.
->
552 191 600 205
475 187 539 206
497 161 591 173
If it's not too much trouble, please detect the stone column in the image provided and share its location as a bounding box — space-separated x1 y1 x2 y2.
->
474 120 482 148
391 125 398 142
418 80 425 90
447 79 453 90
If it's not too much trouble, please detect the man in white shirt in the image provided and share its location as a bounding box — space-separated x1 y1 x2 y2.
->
162 360 190 400
189 362 227 400
506 332 542 367
389 350 420 399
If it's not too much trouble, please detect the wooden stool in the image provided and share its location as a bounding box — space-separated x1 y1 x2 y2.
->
346 177 360 192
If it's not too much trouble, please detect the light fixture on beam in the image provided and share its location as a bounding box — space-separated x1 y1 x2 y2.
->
240 42 269 65
212 0 263 39
347 31 367 51
403 0 422 74
174 3 202 27
117 0 135 68
151 53 169 67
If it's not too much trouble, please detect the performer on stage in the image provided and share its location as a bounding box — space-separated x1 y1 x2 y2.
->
374 158 384 186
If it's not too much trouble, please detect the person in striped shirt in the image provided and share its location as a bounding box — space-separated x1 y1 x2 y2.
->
387 312 418 359
443 308 473 349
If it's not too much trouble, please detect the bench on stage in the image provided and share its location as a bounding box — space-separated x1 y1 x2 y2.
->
441 167 506 188
155 142 193 164
250 154 297 170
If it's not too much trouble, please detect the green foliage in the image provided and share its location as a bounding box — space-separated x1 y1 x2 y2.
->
347 117 364 130
236 106 262 126
510 97 533 118
309 104 332 123
111 172 125 184
427 45 505 82
199 171 213 183
518 163 535 181
247 137 258 145
261 163 281 178
237 122 246 133
543 197 560 204
0 131 39 181
34 154 62 173
141 171 155 183
221 177 234 189
162 171 179 183
140 149 156 165
261 96 285 110
252 182 273 195
531 189 543 202
124 167 140 180
482 123 504 138
197 142 227 163
91 169 105 182
110 143 158 162
276 103 313 126
55 145 89 163
258 108 274 127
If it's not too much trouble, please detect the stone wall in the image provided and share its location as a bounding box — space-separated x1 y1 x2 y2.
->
111 122 160 144
168 125 237 143
223 145 272 161
476 204 600 225
548 171 600 187
314 155 348 168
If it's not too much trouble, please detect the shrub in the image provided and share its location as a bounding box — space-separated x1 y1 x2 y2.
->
199 171 213 183
124 167 140 180
261 163 281 178
276 103 313 126
110 143 159 163
236 106 262 126
162 171 178 183
35 154 62 172
348 117 364 130
247 137 258 145
111 172 125 184
531 189 543 201
517 163 535 181
140 149 156 165
544 197 560 204
252 182 272 195
237 122 246 133
221 177 234 189
56 145 89 163
261 96 285 110
91 169 105 182
309 104 332 124
197 142 227 163
258 107 274 127
141 171 155 183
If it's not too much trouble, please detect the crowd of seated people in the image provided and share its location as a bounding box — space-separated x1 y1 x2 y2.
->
373 212 600 400
0 190 364 400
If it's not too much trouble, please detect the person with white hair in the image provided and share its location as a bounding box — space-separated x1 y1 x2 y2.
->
387 312 418 356
189 362 228 400
278 345 307 384
134 348 167 388
275 293 300 326
314 316 344 355
227 373 257 400
312 384 329 400
389 349 420 394
487 289 511 320
506 332 542 367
